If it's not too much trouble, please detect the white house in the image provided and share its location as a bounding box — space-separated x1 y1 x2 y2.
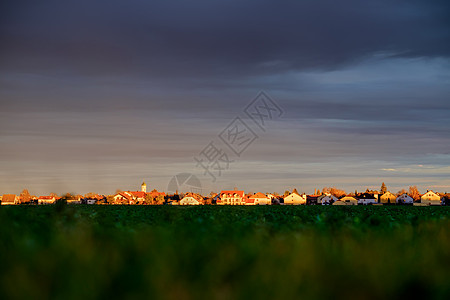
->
320 194 338 205
357 193 378 205
284 191 307 205
396 193 414 205
38 196 57 205
421 191 441 205
219 190 245 205
249 192 271 205
179 196 202 205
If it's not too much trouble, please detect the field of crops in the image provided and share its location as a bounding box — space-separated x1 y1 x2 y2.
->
1 205 449 299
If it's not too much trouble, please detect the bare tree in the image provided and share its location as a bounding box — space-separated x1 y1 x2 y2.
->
380 182 387 194
409 186 420 201
396 189 407 196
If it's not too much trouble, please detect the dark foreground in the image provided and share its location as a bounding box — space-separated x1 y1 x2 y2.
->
1 205 449 299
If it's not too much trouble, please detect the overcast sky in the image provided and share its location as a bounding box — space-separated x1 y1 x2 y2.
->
1 0 449 195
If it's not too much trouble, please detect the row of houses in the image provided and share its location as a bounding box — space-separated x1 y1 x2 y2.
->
175 189 449 206
1 184 449 206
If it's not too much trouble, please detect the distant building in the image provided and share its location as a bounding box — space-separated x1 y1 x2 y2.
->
38 196 57 205
396 193 414 205
338 196 358 205
1 194 19 205
421 191 441 205
320 194 338 205
380 192 396 204
113 192 134 204
357 193 378 205
249 192 271 205
306 195 320 205
284 191 306 205
180 195 202 205
141 181 147 193
219 190 245 205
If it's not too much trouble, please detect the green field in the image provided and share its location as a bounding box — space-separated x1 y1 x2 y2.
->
1 205 450 299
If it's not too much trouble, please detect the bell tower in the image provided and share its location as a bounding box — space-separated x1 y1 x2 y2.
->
141 180 147 193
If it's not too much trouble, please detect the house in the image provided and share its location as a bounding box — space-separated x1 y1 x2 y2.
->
219 190 245 205
245 196 255 205
380 191 396 204
306 195 320 205
441 194 450 206
283 191 306 205
66 195 82 205
38 196 57 205
396 193 414 205
332 200 346 205
113 192 134 204
179 195 202 205
357 193 378 205
128 191 146 202
338 196 358 205
1 194 19 205
320 194 338 205
421 191 441 205
249 192 271 205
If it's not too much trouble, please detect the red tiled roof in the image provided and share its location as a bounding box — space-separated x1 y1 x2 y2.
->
250 192 267 199
38 196 55 200
2 194 17 202
220 190 244 197
117 192 133 201
129 191 146 198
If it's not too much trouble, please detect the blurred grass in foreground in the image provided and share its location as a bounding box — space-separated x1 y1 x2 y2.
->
1 205 449 299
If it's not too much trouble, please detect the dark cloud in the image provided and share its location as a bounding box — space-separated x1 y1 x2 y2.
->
1 0 449 78
1 0 450 194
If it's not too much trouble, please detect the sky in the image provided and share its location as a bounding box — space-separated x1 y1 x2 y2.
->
1 0 450 196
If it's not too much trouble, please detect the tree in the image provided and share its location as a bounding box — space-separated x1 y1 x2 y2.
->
84 192 98 198
396 189 407 196
409 186 420 201
106 195 115 204
380 182 387 194
155 194 165 205
144 194 154 205
284 190 290 197
322 187 346 198
19 189 31 204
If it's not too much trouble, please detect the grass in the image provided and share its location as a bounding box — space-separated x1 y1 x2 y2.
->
1 205 450 299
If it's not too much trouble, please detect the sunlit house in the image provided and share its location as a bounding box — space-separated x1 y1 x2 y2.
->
38 196 57 205
219 190 245 205
283 190 307 205
337 196 358 205
421 190 441 205
113 192 134 204
380 191 396 204
179 195 202 205
249 192 271 205
1 194 19 205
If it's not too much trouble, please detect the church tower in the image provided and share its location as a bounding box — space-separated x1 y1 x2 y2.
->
141 180 147 193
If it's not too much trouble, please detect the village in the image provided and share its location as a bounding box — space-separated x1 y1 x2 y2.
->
1 181 449 206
